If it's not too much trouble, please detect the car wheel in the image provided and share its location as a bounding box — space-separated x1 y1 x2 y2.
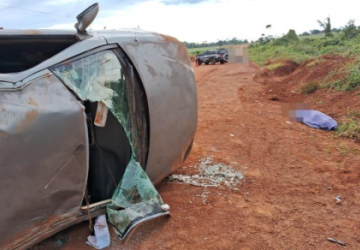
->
220 61 225 64
210 58 216 65
205 62 209 65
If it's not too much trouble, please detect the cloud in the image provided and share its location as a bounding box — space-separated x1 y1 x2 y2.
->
1 0 360 43
161 0 211 5
0 0 150 29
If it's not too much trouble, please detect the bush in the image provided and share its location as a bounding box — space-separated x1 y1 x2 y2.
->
337 119 360 142
300 82 319 94
344 69 360 91
342 20 360 40
286 29 299 42
273 29 299 46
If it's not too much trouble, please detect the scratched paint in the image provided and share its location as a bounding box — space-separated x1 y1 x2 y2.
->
0 71 88 249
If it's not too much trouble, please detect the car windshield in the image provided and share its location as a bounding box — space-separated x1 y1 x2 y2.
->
216 49 228 53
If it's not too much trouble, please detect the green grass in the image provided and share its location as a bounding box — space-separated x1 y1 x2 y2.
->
337 119 360 142
250 31 360 93
306 58 325 67
298 31 341 40
300 82 319 94
250 33 360 66
299 33 325 40
266 62 283 71
321 61 360 91
336 110 360 142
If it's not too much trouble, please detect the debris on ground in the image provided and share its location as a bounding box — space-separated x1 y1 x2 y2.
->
167 157 244 190
161 204 170 211
197 190 211 204
327 237 346 246
335 195 342 204
86 215 110 249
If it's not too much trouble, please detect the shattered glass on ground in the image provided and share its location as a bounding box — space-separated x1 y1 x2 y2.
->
52 50 166 240
168 157 244 190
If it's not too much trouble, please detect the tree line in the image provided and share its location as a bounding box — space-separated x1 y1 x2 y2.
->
184 38 249 49
256 19 360 44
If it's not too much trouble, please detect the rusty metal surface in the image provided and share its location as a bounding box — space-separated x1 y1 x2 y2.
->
0 209 107 250
110 35 198 183
0 71 88 249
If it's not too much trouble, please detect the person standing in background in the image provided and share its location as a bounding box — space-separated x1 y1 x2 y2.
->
195 52 200 67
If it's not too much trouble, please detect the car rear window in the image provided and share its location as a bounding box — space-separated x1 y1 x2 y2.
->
0 35 78 73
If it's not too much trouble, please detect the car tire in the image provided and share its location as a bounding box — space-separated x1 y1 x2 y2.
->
205 62 209 65
210 58 216 65
220 61 225 64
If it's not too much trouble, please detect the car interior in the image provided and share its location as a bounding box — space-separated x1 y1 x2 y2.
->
0 35 78 73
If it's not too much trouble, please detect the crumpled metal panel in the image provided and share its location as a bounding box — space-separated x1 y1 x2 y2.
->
0 70 88 249
51 50 166 240
112 35 198 184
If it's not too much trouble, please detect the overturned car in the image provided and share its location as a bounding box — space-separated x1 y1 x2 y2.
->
0 3 197 250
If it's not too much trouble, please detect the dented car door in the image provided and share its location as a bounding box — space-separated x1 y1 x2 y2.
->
0 71 88 249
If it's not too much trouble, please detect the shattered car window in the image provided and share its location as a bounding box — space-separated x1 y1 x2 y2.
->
51 50 167 240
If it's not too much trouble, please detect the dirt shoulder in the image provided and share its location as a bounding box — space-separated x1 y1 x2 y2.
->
40 61 360 250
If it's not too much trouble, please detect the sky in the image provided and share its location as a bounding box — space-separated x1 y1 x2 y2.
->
0 0 359 43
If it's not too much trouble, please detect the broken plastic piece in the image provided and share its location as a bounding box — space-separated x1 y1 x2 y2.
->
161 204 170 211
94 101 109 127
86 215 111 249
335 196 342 204
327 237 346 246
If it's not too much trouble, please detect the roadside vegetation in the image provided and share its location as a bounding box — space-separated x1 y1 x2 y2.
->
250 19 360 92
300 82 319 94
337 111 360 142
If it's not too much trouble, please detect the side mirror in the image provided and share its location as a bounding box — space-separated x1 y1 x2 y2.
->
75 3 99 34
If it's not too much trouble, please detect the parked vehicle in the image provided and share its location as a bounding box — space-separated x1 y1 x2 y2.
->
199 48 229 65
0 3 197 250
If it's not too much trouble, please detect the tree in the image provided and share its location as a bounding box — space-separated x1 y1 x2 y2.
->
343 20 359 39
231 37 238 44
217 40 223 46
273 29 299 46
300 31 310 36
318 17 333 37
310 29 321 34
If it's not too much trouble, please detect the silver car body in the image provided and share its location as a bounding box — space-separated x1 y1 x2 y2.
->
0 29 197 249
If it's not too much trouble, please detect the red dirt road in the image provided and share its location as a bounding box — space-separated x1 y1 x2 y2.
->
39 60 360 250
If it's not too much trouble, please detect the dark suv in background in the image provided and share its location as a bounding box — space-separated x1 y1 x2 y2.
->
199 48 228 65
